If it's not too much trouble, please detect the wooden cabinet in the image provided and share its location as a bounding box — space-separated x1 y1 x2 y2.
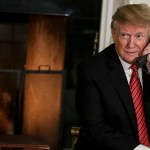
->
22 15 68 150
0 14 68 150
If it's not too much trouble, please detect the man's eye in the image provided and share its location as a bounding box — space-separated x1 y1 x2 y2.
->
120 33 129 39
136 34 143 39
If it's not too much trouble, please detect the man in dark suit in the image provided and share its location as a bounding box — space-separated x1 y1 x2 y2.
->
74 4 150 150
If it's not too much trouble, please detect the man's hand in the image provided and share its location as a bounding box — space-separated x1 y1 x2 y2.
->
142 43 150 72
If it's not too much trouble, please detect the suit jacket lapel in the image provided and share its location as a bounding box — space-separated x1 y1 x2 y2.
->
143 69 150 135
108 52 138 135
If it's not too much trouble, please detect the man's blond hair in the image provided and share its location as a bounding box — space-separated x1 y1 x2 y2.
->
111 4 150 30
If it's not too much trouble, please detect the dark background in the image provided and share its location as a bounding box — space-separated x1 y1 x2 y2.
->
0 0 101 18
0 0 102 149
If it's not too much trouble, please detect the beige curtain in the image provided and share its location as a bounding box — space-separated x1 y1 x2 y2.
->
98 0 133 52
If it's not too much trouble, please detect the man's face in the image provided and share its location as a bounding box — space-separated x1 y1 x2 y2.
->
112 22 150 64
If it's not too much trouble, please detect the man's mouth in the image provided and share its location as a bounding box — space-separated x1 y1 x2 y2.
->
126 52 138 56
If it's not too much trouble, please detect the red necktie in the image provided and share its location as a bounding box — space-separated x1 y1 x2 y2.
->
130 64 149 146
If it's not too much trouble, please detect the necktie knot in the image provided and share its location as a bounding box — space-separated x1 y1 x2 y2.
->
130 64 139 72
130 64 139 77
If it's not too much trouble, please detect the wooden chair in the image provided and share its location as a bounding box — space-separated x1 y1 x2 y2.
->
71 127 80 150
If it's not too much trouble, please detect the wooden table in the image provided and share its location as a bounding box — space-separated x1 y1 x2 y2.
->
0 135 50 149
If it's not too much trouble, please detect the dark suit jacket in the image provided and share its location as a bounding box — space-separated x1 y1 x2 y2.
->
74 43 150 150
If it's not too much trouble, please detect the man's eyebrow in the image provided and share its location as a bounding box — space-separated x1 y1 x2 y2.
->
120 32 130 35
120 31 144 35
136 32 144 34
121 31 143 33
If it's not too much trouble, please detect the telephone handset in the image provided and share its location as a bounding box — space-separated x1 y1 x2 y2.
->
136 53 148 67
136 41 150 67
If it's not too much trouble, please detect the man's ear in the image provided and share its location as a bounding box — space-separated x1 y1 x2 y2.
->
111 29 115 42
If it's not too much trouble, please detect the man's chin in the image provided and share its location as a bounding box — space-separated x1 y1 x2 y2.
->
122 57 136 64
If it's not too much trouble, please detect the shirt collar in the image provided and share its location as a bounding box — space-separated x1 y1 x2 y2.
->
118 56 131 70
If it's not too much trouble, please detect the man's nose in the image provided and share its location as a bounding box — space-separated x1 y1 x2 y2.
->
128 36 136 48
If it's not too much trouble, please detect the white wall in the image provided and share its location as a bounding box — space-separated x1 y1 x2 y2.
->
132 0 150 5
98 0 150 52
